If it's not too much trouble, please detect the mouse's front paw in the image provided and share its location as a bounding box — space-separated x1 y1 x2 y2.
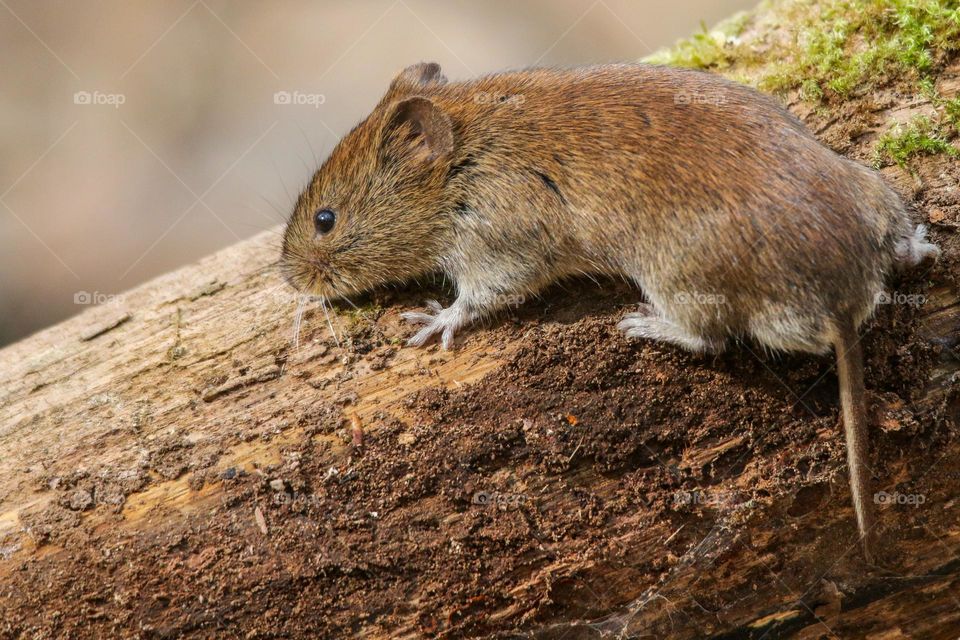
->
401 300 461 350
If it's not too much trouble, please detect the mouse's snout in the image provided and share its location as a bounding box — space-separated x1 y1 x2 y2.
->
279 225 337 299
280 251 338 300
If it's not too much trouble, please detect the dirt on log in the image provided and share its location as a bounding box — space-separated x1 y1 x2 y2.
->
3 11 960 640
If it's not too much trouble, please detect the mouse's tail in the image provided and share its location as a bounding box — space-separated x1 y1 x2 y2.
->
833 316 876 562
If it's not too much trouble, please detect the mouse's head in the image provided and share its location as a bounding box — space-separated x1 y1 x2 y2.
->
281 63 457 300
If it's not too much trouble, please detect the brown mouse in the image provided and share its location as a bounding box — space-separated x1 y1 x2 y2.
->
281 62 939 561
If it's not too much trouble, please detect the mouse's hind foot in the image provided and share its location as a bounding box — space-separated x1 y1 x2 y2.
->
618 304 725 354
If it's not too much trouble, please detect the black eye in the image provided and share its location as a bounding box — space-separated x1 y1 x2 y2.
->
314 208 336 235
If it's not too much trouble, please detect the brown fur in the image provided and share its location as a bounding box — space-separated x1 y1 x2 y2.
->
281 62 939 559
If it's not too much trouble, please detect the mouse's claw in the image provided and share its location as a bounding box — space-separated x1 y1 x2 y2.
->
400 300 442 326
400 311 435 326
401 300 463 350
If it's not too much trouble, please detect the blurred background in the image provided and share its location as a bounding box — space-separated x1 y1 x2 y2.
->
0 0 753 347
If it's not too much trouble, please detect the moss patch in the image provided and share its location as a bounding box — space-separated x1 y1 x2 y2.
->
759 0 960 99
644 12 752 69
874 114 960 167
944 95 960 127
874 86 960 167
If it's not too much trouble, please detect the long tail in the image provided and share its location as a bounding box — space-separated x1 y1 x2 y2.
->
833 317 876 562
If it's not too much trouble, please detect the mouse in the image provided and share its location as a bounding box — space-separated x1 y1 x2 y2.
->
281 62 939 561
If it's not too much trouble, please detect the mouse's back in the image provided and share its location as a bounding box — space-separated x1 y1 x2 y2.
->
416 64 912 351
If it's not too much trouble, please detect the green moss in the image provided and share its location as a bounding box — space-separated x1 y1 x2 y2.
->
878 83 960 167
799 77 824 101
918 76 938 100
644 12 752 69
759 0 960 98
649 0 960 96
874 114 960 167
943 96 960 128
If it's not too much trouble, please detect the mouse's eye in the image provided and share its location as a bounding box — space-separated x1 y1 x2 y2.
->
314 208 336 235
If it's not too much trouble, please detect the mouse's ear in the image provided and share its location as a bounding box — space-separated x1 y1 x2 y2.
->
381 96 454 164
388 62 447 94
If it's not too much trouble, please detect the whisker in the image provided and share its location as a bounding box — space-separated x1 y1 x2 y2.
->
293 295 308 352
260 195 290 221
232 219 286 235
320 297 341 347
295 120 320 168
277 171 297 211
